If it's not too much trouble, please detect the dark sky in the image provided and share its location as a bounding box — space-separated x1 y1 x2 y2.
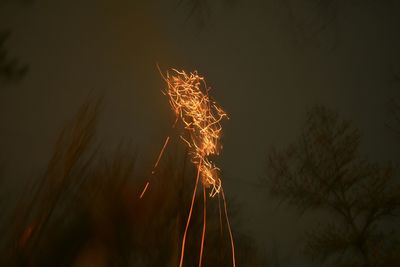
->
1 0 400 265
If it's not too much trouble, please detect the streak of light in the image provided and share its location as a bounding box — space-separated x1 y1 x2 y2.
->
139 181 149 199
179 160 202 267
199 184 207 267
145 65 236 266
180 135 192 148
152 136 170 174
162 68 228 197
222 188 236 267
139 135 170 199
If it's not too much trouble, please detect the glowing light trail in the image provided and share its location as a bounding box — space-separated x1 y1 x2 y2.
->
222 188 236 267
140 65 236 266
158 67 235 267
139 181 149 199
138 135 170 199
160 68 227 197
179 160 202 267
199 184 207 267
152 136 171 174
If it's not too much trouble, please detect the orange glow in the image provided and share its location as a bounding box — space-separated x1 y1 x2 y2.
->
18 224 34 248
157 67 236 267
159 68 228 197
141 65 236 266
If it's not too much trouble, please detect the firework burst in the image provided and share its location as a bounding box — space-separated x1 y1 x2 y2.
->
139 66 235 267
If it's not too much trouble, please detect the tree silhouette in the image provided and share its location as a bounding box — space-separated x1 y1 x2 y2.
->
178 0 236 29
277 0 396 50
0 30 28 84
265 106 400 267
280 0 339 48
0 1 30 85
387 99 400 140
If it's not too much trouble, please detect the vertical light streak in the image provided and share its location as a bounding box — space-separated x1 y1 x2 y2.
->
198 184 207 267
222 188 236 267
179 160 202 267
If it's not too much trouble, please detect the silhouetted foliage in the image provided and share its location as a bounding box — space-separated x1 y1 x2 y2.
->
387 99 400 140
280 0 339 48
278 0 394 50
1 100 266 266
265 106 400 267
0 0 31 85
178 0 236 29
0 30 28 84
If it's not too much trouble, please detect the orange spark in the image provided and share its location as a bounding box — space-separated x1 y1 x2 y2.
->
152 136 171 174
153 65 236 266
139 135 171 199
160 68 228 197
158 67 236 266
139 181 149 199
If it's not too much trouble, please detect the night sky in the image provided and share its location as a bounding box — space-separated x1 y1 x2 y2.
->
1 1 400 266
